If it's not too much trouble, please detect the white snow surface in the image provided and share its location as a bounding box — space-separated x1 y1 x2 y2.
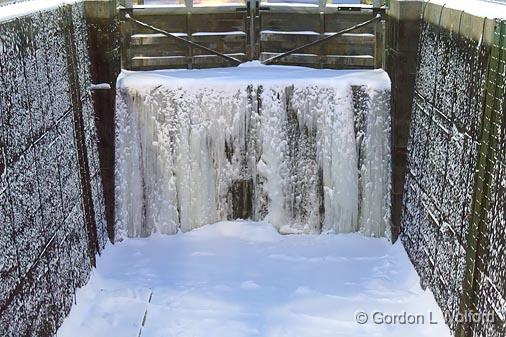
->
429 0 506 20
118 63 390 89
115 65 391 239
0 0 80 22
57 221 452 337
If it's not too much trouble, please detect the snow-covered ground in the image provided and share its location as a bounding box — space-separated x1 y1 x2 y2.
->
57 221 451 337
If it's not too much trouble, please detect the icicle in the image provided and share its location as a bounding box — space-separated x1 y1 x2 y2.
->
114 68 391 240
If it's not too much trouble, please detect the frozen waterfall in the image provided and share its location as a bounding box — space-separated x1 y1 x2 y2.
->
114 65 391 239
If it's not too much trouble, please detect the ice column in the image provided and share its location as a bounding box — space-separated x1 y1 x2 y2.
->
115 69 391 239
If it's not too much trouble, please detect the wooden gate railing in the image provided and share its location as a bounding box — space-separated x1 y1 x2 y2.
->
118 0 385 70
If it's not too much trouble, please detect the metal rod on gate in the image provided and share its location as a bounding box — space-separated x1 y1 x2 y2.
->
261 14 382 65
124 14 243 65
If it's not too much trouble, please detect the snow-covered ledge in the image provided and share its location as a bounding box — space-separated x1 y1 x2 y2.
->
388 0 506 46
115 63 392 240
0 0 82 22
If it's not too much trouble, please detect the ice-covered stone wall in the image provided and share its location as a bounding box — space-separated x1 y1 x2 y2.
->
478 112 506 336
0 2 107 336
401 18 506 336
115 66 391 239
402 20 487 331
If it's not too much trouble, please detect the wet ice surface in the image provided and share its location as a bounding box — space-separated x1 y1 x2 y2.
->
57 221 451 337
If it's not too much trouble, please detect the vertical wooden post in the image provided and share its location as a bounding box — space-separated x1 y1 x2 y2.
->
244 1 251 60
319 11 325 69
185 0 193 69
119 0 133 71
249 0 257 60
120 21 132 69
84 0 121 242
187 13 193 69
318 0 326 68
385 0 423 239
62 5 99 266
374 18 385 69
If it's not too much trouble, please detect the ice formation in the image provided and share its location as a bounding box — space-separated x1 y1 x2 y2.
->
115 65 391 239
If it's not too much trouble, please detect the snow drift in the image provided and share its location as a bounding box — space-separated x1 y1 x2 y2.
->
115 65 391 239
57 221 451 337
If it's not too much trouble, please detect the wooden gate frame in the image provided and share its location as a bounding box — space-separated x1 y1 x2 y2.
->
118 0 386 70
